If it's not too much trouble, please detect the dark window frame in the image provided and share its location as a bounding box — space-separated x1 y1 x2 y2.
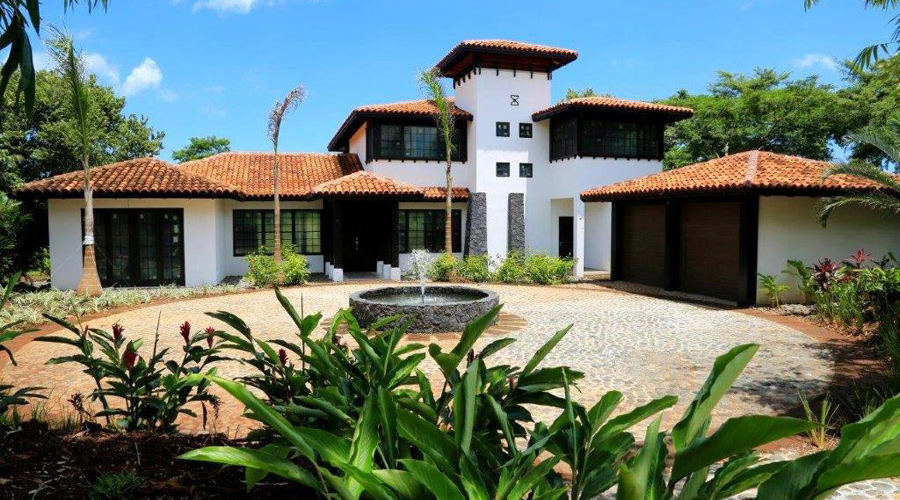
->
368 119 467 162
549 115 664 161
496 121 510 137
233 209 323 257
519 122 533 138
496 162 510 177
398 209 462 253
519 162 533 178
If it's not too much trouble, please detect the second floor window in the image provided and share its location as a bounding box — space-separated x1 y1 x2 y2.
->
519 163 533 178
550 118 661 161
519 123 533 138
496 122 510 137
371 122 465 162
496 162 510 177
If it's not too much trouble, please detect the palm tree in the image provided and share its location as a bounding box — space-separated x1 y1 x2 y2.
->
805 0 899 70
267 85 306 269
47 27 102 295
419 68 455 255
818 116 900 225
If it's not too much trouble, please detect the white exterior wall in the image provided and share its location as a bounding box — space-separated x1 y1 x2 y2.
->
757 196 900 304
47 198 328 291
48 198 224 290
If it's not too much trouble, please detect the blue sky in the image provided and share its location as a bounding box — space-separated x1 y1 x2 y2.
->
32 0 896 160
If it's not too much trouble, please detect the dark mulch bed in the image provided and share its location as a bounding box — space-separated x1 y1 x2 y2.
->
0 422 307 499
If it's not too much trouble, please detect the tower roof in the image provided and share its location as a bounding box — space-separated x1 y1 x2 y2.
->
435 39 578 80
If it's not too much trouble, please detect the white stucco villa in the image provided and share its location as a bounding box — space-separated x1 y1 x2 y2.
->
13 39 900 306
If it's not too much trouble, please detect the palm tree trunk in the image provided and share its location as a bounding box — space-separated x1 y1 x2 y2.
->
445 157 453 255
273 148 282 266
77 157 102 296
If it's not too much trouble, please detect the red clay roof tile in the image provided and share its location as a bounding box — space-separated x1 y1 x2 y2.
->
533 96 694 121
435 39 578 77
12 157 240 198
581 151 897 201
178 152 363 199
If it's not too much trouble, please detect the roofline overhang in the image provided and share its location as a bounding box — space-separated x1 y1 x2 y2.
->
533 103 694 122
327 109 473 152
580 186 898 202
436 46 578 79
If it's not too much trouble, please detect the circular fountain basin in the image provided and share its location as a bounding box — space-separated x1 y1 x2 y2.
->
349 286 499 333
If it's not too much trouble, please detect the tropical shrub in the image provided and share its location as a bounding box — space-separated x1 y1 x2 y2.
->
428 253 458 282
181 293 900 498
457 255 492 282
245 246 309 287
0 272 43 417
758 273 790 307
785 259 816 301
35 316 222 432
494 251 527 283
525 253 573 285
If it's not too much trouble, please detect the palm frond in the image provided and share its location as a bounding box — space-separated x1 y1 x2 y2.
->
817 192 900 226
822 161 900 192
268 85 307 148
418 68 455 156
45 27 92 159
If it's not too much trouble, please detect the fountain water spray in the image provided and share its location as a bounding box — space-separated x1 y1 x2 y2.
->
408 249 434 303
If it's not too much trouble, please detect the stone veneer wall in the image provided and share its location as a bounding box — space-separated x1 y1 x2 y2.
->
465 192 488 256
507 193 525 254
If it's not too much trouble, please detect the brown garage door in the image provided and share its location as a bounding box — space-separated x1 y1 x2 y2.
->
679 201 741 301
621 203 666 288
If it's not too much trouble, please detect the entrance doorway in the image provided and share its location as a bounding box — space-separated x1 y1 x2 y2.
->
558 216 574 258
341 201 383 272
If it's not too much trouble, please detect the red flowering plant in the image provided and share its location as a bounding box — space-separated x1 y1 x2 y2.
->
37 314 224 432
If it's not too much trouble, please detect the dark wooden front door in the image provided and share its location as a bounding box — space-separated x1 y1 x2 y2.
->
620 203 666 288
679 201 742 301
341 202 380 272
91 209 184 287
558 216 573 258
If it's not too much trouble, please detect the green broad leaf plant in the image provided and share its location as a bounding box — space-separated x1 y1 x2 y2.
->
180 289 900 499
36 313 222 431
0 272 44 415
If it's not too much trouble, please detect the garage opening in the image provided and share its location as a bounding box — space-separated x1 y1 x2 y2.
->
619 203 666 288
679 201 742 302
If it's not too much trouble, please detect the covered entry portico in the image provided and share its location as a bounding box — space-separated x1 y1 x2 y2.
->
312 171 469 282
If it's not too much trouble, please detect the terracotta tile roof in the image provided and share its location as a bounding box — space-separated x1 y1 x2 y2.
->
179 152 363 199
309 171 470 200
533 96 694 122
435 39 578 77
328 99 472 152
581 151 898 201
423 186 470 201
13 158 240 198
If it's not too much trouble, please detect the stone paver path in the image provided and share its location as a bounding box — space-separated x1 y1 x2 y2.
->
6 282 898 498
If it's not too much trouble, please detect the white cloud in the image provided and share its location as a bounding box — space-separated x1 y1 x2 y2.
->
794 53 839 72
83 52 121 85
121 58 163 96
203 104 227 117
193 0 257 13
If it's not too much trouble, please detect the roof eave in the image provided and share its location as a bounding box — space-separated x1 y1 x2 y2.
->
533 103 694 122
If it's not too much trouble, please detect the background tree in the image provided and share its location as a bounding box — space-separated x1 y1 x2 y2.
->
565 87 598 99
172 135 230 163
659 68 857 169
818 115 900 224
0 0 107 116
419 68 455 255
267 85 306 267
805 0 899 70
46 28 102 295
842 54 900 171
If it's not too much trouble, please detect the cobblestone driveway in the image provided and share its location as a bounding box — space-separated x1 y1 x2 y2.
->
6 282 899 498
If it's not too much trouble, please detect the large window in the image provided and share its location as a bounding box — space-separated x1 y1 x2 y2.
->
398 209 462 253
233 209 321 256
550 117 661 161
371 121 465 162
